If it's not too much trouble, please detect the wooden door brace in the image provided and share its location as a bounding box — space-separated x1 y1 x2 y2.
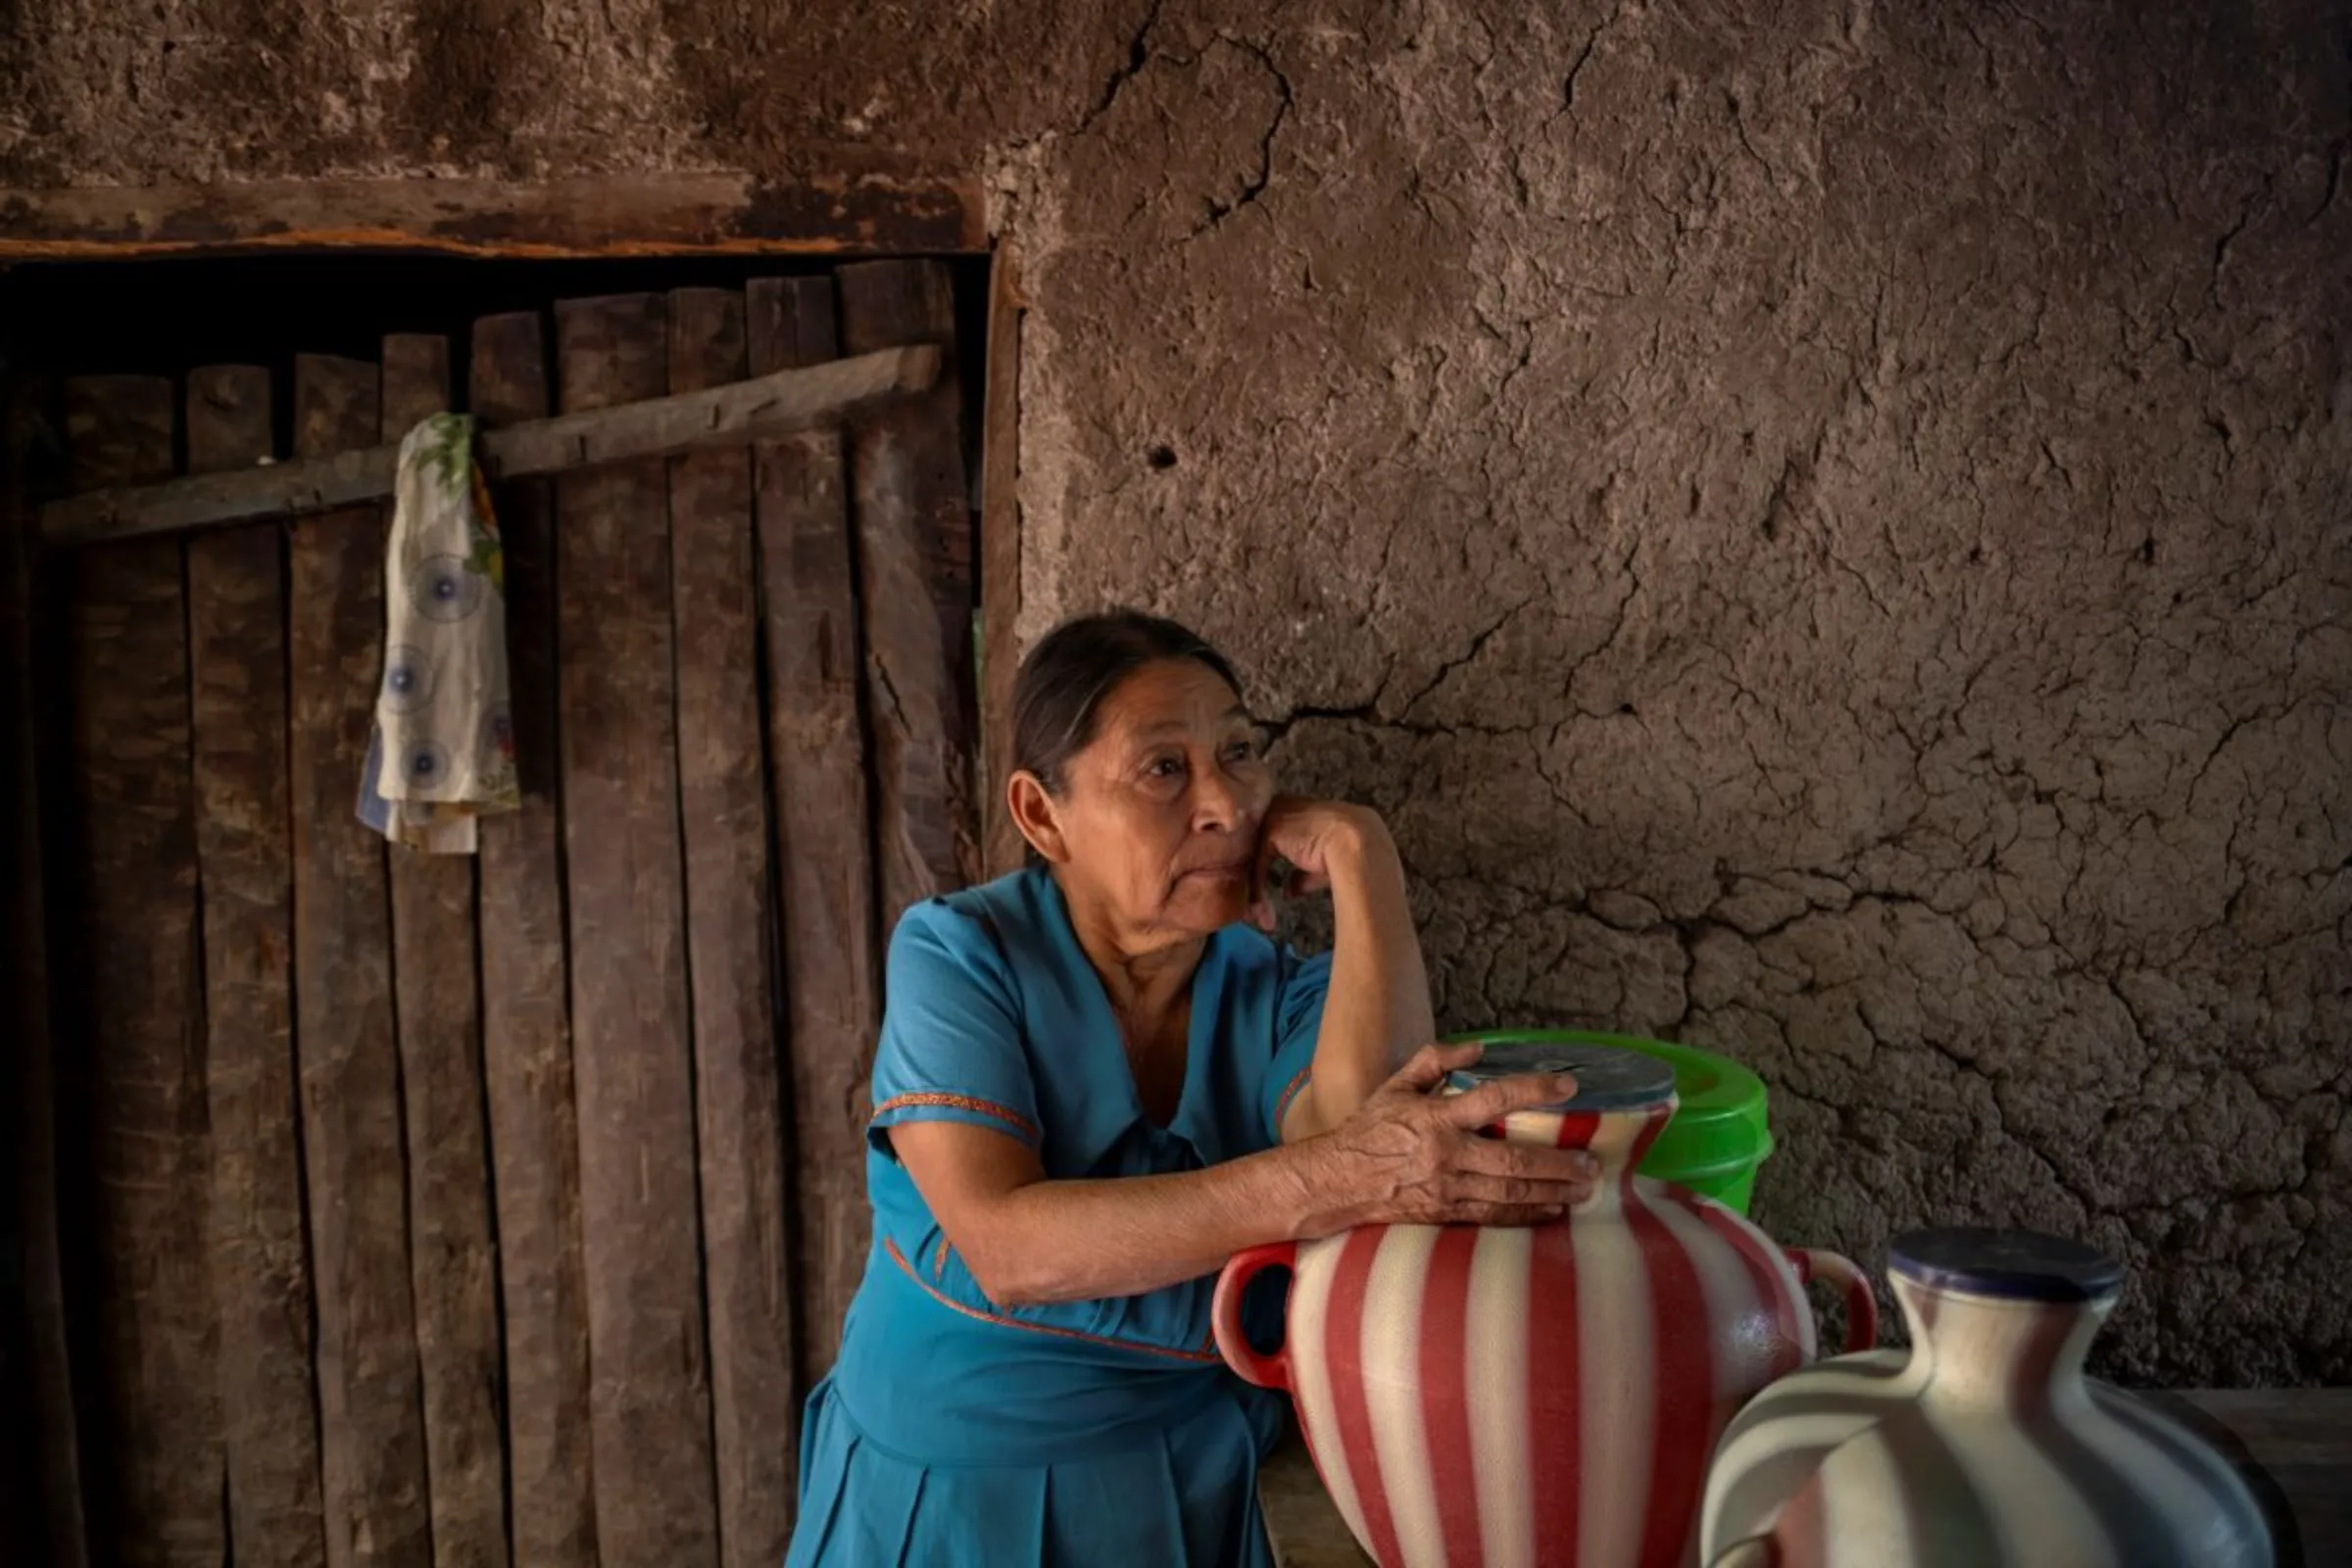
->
39 343 940 549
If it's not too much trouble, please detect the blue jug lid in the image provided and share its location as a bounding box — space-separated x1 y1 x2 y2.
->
1888 1228 2125 1303
1446 1041 1676 1113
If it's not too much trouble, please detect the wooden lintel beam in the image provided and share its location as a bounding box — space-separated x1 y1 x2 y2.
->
41 343 942 548
0 171 987 260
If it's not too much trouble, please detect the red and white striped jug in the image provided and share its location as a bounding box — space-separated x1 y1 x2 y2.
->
1212 1043 1876 1568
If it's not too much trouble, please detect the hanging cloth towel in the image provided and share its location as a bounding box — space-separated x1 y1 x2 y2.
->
357 413 520 854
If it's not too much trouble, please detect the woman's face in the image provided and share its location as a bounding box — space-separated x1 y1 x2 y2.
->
1026 659 1273 944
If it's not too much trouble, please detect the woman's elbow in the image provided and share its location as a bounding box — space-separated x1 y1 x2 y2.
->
965 1251 1064 1307
978 1276 1050 1308
955 1226 1070 1307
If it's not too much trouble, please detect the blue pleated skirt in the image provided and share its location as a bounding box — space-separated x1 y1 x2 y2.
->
783 1247 1289 1568
786 1372 1283 1567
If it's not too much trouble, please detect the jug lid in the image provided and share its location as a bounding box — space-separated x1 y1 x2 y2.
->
1888 1228 2124 1303
1446 1041 1676 1113
1446 1029 1773 1177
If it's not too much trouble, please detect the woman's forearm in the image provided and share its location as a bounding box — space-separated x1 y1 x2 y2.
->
961 1143 1323 1305
1286 822 1437 1140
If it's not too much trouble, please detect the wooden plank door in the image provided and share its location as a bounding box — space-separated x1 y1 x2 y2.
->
25 258 990 1568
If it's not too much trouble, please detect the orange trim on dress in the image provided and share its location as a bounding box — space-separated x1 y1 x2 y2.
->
884 1239 1221 1364
871 1091 1040 1143
1272 1067 1312 1131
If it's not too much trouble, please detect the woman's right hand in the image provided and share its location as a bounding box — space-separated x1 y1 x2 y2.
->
1291 1042 1600 1235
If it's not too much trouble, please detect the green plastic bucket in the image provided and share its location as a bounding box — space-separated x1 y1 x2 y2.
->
1443 1029 1775 1214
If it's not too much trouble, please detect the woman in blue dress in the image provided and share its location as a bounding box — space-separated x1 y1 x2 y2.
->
785 611 1599 1566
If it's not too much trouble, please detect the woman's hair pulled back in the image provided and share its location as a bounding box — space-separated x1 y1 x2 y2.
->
1010 610 1244 796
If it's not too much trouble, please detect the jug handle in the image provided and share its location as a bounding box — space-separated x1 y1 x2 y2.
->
1785 1247 1879 1353
1211 1241 1297 1392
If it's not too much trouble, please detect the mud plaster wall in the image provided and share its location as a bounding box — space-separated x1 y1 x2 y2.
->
5 0 2348 1386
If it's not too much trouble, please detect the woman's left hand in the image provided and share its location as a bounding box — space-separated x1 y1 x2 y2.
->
1250 796 1393 930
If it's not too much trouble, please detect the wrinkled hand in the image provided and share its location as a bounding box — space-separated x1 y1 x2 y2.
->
1249 796 1387 931
1295 1043 1600 1233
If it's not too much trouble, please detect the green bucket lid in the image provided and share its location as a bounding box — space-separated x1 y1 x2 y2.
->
1443 1028 1774 1178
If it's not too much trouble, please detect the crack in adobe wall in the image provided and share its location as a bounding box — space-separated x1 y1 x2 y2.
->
1185 37 1293 239
1076 0 1168 137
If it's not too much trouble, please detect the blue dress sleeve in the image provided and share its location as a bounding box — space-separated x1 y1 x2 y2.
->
1259 947 1333 1144
867 900 1042 1154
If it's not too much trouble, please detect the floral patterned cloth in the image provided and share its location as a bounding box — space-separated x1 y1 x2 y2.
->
357 413 519 854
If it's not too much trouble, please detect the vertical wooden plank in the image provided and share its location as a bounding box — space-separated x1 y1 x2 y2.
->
747 277 882 1391
0 385 46 1557
977 251 1026 879
0 371 30 1557
836 259 979 925
61 374 223 1568
667 287 794 1568
3 378 91 1568
469 313 597 1568
289 354 433 1568
185 365 327 1568
553 292 719 1568
381 334 511 1568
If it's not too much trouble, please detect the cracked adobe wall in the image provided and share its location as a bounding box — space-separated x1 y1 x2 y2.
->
1010 0 2352 1389
6 0 2347 1384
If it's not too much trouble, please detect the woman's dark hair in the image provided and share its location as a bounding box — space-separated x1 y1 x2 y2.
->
1011 609 1245 796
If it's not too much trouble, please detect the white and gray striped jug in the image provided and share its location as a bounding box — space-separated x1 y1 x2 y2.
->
1700 1227 2274 1568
